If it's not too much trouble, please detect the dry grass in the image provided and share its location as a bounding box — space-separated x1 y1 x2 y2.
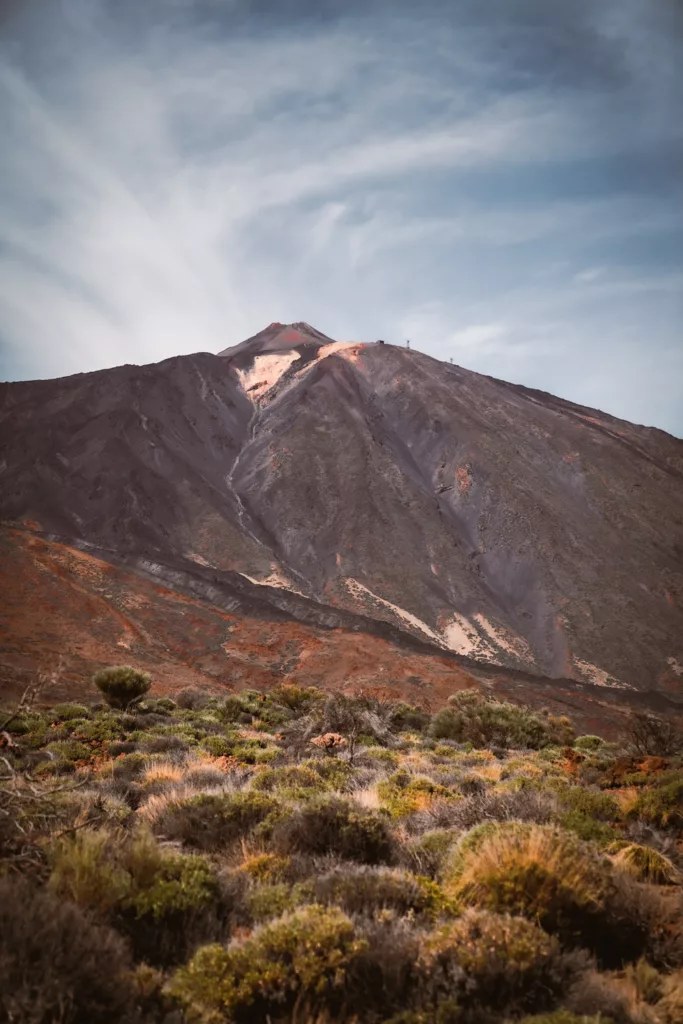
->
350 786 382 811
136 785 196 823
141 760 185 785
612 786 641 816
612 844 680 885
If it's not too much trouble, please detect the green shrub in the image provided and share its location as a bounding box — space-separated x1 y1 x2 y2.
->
270 797 396 865
554 785 622 845
629 774 683 828
75 715 126 743
431 689 566 749
246 881 315 922
0 876 135 1024
217 694 244 723
452 823 651 966
390 702 431 733
200 735 232 757
49 828 235 965
251 764 327 795
93 665 151 709
267 683 322 714
156 791 278 851
45 739 91 763
311 865 456 921
404 830 455 879
112 751 147 782
170 905 367 1022
53 702 91 722
574 735 605 752
418 910 581 1019
378 769 452 818
303 756 355 790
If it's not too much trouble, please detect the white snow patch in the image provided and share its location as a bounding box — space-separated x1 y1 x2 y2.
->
573 659 633 689
442 613 485 657
666 656 683 677
343 578 444 644
187 552 213 567
238 568 306 597
236 350 299 403
473 613 534 661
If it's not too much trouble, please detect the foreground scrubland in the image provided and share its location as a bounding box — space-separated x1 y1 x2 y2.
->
1 678 682 1024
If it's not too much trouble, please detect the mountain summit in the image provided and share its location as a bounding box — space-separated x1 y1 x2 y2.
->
1 323 682 713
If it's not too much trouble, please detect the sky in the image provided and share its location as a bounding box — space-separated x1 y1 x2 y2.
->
0 0 682 435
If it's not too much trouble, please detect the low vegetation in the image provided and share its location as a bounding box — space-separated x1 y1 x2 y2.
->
1 672 681 1023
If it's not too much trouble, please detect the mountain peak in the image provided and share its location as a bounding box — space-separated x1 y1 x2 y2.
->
218 321 336 360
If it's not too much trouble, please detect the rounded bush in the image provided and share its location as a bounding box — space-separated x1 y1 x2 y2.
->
418 910 580 1018
311 864 456 920
93 665 151 709
156 791 278 851
431 689 566 749
170 904 367 1022
0 876 135 1023
453 824 653 966
270 797 397 865
49 828 237 966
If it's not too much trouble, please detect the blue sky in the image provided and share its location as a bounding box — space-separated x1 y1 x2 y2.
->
1 0 681 434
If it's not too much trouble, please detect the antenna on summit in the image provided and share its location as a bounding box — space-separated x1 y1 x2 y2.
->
406 339 410 349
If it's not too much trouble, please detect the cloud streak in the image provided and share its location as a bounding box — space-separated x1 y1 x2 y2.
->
0 0 681 434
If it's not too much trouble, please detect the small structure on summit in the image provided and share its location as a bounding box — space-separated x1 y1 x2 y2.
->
377 339 385 345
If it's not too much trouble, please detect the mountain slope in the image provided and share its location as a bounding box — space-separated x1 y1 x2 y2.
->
1 322 682 698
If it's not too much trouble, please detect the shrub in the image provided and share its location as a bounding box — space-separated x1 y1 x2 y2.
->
93 665 151 709
622 710 682 757
75 715 126 743
431 689 564 749
45 739 91 763
112 751 147 782
311 864 456 921
304 756 355 790
174 687 211 709
251 764 327 795
390 701 432 733
200 735 232 757
53 702 91 721
574 735 605 752
169 904 367 1022
378 769 453 818
239 852 293 884
156 791 278 851
49 828 236 965
417 910 582 1018
270 797 397 865
246 881 315 922
404 829 455 878
0 875 135 1023
268 683 322 714
611 843 680 885
452 824 651 966
629 774 683 828
554 785 622 845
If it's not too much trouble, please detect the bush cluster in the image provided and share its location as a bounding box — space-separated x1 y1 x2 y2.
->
1 670 681 1024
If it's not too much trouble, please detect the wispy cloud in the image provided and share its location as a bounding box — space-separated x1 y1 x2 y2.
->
0 0 681 434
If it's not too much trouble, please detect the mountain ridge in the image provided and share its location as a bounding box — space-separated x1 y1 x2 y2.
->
1 322 682 708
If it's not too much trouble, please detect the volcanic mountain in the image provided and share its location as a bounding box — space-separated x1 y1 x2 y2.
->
1 322 682 724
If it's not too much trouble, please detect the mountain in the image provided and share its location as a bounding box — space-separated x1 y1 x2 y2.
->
1 322 682 725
